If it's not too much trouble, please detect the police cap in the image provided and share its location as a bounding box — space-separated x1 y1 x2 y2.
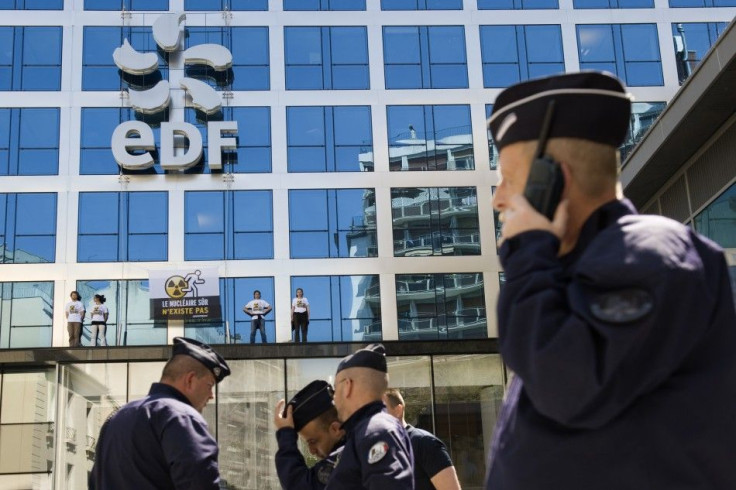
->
488 71 633 151
172 337 231 382
336 343 387 374
287 380 335 432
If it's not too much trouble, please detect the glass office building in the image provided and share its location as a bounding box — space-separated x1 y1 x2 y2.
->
0 1 733 488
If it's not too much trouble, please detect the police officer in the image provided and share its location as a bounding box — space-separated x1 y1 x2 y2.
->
327 343 414 489
486 71 736 488
274 380 345 489
89 337 231 490
384 388 461 490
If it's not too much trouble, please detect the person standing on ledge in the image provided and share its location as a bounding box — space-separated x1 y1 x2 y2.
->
89 337 231 490
291 288 310 342
486 71 736 489
65 290 85 347
328 343 414 489
243 289 272 344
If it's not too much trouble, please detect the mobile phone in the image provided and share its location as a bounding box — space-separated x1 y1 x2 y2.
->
523 100 564 221
524 156 564 221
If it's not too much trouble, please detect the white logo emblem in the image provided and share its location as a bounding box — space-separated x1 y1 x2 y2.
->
367 441 389 464
495 112 518 143
111 12 238 172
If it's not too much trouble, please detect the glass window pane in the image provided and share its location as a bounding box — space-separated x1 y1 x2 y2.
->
128 192 167 233
128 234 167 261
621 24 660 61
79 192 119 234
20 108 59 148
16 193 56 234
331 27 368 64
433 354 505 489
233 191 272 232
577 25 615 62
78 235 119 262
289 190 328 231
428 27 466 63
694 183 736 249
285 27 321 65
287 107 325 146
383 27 421 63
186 192 224 232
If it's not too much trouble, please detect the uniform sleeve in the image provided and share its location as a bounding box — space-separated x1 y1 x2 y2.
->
159 412 221 490
415 434 453 479
498 226 718 429
275 428 327 490
357 428 414 490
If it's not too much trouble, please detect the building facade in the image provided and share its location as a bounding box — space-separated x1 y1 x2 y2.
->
0 0 733 489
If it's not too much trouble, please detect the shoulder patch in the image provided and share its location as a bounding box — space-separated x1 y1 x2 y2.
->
317 463 333 484
367 441 389 464
590 288 654 323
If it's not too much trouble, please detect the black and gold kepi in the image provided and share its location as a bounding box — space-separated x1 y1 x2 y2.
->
488 71 633 152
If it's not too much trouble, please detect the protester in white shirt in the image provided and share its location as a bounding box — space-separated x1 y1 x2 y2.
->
89 294 110 347
291 288 310 342
243 290 272 344
65 291 85 347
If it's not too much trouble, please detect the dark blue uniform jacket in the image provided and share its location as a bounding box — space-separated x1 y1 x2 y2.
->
89 383 221 490
487 199 736 489
406 425 453 490
275 427 344 489
326 401 414 489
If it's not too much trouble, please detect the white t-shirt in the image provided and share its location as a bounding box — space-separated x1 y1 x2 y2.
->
245 299 270 318
292 297 309 313
90 304 109 323
66 301 85 323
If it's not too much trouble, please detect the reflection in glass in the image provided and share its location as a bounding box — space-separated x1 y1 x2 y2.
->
185 0 268 10
694 183 736 249
184 277 275 345
0 193 57 264
78 192 168 263
396 273 487 339
57 363 126 489
433 354 504 489
391 187 480 257
382 0 462 9
185 190 274 261
0 108 60 176
383 26 468 89
672 22 728 84
185 27 270 91
577 24 663 86
480 25 564 88
486 105 499 170
287 107 373 172
478 0 558 8
0 282 54 348
289 189 377 258
284 0 366 9
83 27 167 91
385 356 433 429
0 369 55 478
77 279 165 346
620 102 666 162
217 360 285 488
291 275 381 342
388 105 473 171
0 27 62 91
285 27 369 90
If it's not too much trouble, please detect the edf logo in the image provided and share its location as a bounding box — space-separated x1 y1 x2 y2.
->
111 13 238 172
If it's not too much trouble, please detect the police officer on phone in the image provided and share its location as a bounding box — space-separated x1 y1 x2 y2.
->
274 380 345 489
487 71 736 489
328 344 414 489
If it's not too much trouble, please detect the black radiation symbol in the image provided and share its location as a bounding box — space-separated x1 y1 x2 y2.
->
165 276 188 299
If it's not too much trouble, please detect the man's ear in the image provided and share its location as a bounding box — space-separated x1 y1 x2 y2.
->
329 420 342 437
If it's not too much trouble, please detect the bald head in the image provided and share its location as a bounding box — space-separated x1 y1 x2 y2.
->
333 367 389 422
161 355 210 383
